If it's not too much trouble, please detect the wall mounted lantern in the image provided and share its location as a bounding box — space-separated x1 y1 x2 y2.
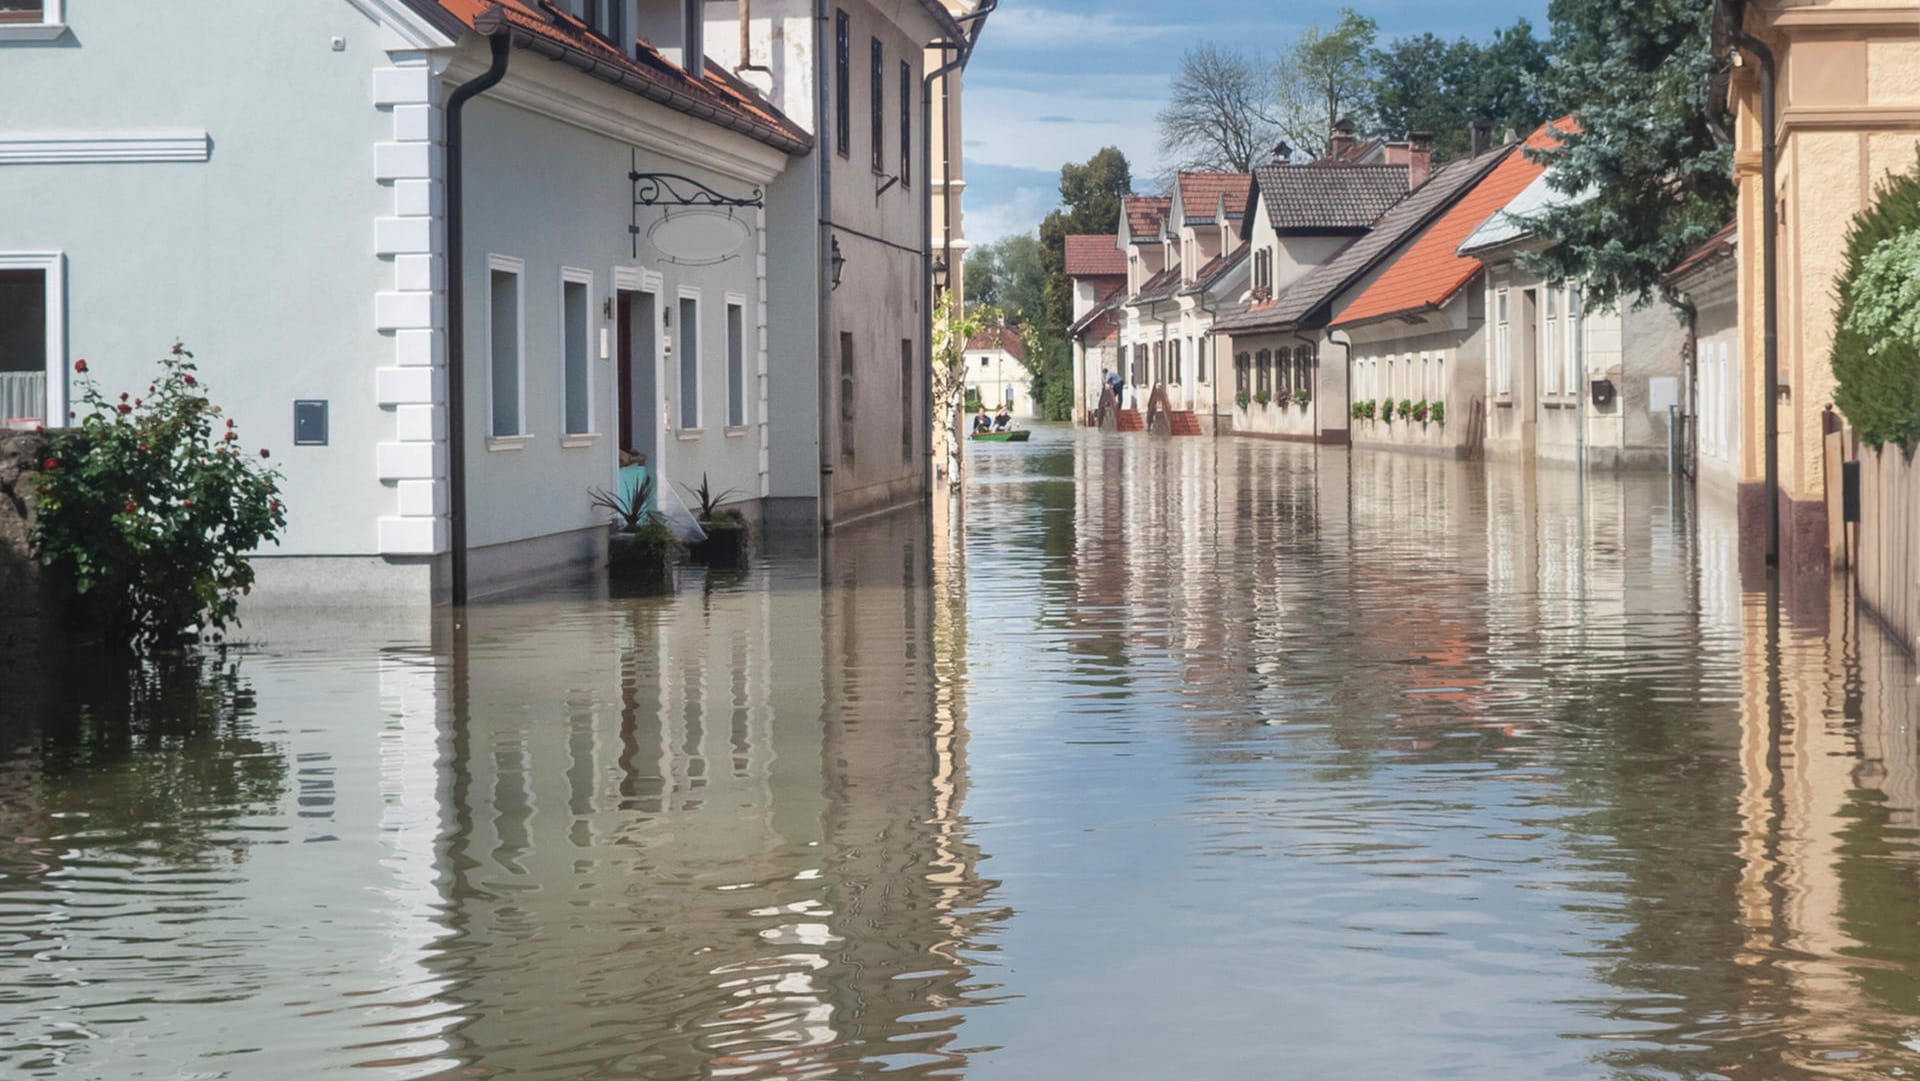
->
830 236 847 291
931 257 949 293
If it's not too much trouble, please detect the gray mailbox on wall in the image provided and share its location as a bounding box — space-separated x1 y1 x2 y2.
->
293 400 328 446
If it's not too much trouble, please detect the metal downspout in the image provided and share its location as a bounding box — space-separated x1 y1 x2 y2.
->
816 0 835 532
1735 30 1780 568
444 30 511 610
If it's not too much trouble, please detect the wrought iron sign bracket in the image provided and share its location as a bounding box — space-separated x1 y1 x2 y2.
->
630 151 765 257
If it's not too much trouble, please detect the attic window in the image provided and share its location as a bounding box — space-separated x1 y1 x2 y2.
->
578 0 626 53
0 0 64 41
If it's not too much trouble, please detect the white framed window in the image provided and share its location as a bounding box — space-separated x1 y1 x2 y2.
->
1565 284 1583 400
0 253 63 426
1494 288 1511 395
561 267 594 439
1434 354 1445 404
1542 286 1560 396
725 296 746 429
487 255 526 441
677 290 701 432
0 0 65 41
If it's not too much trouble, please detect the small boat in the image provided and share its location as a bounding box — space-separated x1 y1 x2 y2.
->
972 429 1031 443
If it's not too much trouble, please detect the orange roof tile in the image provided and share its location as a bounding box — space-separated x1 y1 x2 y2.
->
1124 195 1171 240
966 325 1026 362
1331 123 1564 328
1176 173 1252 223
1064 234 1127 277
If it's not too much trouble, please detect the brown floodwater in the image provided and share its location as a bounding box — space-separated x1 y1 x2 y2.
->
3 426 1919 1079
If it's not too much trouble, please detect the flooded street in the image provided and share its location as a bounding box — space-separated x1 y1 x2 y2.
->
5 426 1920 1079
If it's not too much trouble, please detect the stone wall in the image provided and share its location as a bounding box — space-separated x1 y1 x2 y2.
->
0 428 54 658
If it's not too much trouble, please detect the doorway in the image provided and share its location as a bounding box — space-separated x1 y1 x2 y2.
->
617 288 659 483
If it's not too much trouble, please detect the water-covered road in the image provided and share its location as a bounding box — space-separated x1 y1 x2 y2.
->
5 426 1919 1079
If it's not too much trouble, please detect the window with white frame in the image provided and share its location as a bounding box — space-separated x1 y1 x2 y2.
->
0 0 64 40
1494 288 1511 395
1434 354 1445 405
726 300 746 428
1542 286 1560 396
1565 284 1583 399
0 254 61 426
488 256 525 438
561 269 593 437
678 294 701 430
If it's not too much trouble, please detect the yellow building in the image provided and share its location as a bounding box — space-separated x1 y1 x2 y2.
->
927 0 984 309
1720 0 1920 572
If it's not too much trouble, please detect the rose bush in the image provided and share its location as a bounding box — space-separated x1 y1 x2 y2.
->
32 344 287 650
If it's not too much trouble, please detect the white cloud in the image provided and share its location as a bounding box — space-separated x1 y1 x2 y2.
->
963 81 1167 175
965 186 1060 246
983 6 1197 48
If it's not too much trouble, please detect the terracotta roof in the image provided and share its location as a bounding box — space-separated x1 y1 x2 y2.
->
1125 195 1172 241
1212 147 1514 336
1177 173 1253 224
966 325 1026 362
408 1 812 154
1248 163 1408 236
1064 234 1128 278
1180 242 1248 296
1333 124 1562 328
1131 264 1183 305
1665 222 1738 286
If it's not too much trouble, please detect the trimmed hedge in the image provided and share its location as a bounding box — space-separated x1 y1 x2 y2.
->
1832 151 1920 450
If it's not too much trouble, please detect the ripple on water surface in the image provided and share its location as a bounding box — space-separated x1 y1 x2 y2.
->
3 427 1918 1079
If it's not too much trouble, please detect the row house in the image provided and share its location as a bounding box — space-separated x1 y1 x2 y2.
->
1114 194 1172 412
1456 156 1686 472
1663 226 1740 501
0 0 983 605
1210 135 1464 444
1331 126 1555 459
1064 234 1127 421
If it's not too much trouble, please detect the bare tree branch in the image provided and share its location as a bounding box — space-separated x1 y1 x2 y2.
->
1157 43 1278 173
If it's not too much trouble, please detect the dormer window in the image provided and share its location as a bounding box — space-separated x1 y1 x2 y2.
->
0 0 64 41
577 1 627 52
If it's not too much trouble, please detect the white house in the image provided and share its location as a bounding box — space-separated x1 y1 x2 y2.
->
962 326 1033 419
0 0 979 605
1664 224 1740 499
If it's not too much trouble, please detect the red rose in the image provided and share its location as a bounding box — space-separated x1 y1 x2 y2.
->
270 500 282 512
124 502 137 513
133 399 141 407
224 431 237 442
73 359 87 373
138 443 148 452
259 448 270 458
42 458 56 470
181 498 193 507
183 375 196 386
117 404 132 415
119 392 128 402
225 419 234 428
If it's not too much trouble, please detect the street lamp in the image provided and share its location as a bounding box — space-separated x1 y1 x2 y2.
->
830 236 846 291
931 257 949 293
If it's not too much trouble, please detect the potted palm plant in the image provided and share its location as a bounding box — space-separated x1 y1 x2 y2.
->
683 473 749 567
593 475 679 594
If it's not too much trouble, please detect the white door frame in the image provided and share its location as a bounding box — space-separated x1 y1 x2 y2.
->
0 252 65 424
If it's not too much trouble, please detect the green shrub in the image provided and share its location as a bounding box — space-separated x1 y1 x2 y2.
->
1832 150 1920 450
32 345 286 650
1430 400 1446 425
1253 390 1271 407
1236 390 1251 411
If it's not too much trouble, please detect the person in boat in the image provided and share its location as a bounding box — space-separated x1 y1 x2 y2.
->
993 405 1012 432
973 407 992 434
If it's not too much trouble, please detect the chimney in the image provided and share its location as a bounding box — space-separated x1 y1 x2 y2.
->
1405 131 1433 189
1329 116 1356 163
1470 119 1494 157
1269 141 1293 164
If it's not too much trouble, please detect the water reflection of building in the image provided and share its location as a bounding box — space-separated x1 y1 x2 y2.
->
429 514 996 1079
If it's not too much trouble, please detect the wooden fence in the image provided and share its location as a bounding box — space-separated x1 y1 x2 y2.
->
1857 442 1920 656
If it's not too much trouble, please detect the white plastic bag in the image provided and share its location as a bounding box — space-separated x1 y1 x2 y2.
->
654 479 708 545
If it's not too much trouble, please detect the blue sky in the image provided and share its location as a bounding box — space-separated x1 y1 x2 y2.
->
961 0 1551 245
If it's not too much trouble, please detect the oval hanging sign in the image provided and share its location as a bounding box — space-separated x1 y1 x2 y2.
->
647 210 752 266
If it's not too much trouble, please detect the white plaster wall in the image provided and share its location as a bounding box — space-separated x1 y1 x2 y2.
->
0 0 410 560
1345 293 1487 458
460 93 775 548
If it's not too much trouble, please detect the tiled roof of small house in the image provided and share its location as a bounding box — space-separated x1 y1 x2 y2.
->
1333 123 1562 328
1125 195 1173 241
966 325 1026 362
1131 264 1183 305
1248 163 1408 236
1664 222 1738 286
1064 234 1128 278
404 0 812 154
1070 289 1125 341
1212 147 1514 336
1177 173 1253 224
1179 243 1249 297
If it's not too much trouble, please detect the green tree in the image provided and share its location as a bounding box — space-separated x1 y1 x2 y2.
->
1522 0 1734 308
1158 43 1278 172
1369 21 1549 160
1831 152 1920 450
1274 8 1378 159
966 233 1049 326
1038 147 1133 341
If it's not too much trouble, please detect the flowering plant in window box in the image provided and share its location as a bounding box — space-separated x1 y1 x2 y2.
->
1429 400 1446 425
1399 399 1415 424
1236 391 1251 411
1381 399 1395 422
1274 389 1292 407
1411 399 1430 423
1296 389 1311 409
1253 390 1271 407
1363 399 1377 420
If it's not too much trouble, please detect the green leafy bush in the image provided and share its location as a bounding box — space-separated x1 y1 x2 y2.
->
1411 399 1430 423
1236 390 1251 411
1296 389 1311 409
1430 400 1446 425
1832 152 1920 450
32 345 287 650
1254 390 1271 407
